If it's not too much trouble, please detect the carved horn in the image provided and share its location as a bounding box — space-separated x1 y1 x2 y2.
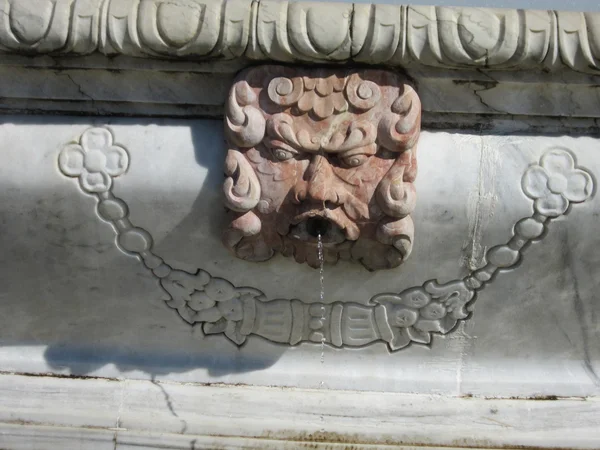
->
225 81 266 148
376 149 417 218
377 84 421 152
223 149 261 212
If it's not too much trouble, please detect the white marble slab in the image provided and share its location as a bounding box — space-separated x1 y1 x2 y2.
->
1 373 599 449
0 116 598 399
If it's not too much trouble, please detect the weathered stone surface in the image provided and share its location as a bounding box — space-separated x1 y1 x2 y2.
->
0 3 599 449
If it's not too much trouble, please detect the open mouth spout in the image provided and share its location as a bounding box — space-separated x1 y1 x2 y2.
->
305 217 332 238
289 217 346 245
288 208 359 245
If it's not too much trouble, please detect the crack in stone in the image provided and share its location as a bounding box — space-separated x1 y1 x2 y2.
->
564 230 600 388
151 378 188 434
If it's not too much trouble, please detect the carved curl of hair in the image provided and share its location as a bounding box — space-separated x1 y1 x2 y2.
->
377 84 421 153
345 73 381 111
267 76 304 106
223 149 261 212
225 81 266 148
376 148 418 218
375 85 420 218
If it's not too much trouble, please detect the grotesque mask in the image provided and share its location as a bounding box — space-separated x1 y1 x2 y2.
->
222 66 421 271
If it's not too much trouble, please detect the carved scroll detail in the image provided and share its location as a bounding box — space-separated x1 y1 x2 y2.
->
59 128 594 351
0 0 599 74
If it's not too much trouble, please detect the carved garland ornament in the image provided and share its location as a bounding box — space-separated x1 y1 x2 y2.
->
58 126 593 351
223 66 420 271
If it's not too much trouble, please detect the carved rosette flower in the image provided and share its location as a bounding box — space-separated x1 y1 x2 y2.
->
522 148 593 217
58 128 129 193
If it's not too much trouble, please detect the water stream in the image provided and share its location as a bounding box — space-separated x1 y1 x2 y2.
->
317 233 326 363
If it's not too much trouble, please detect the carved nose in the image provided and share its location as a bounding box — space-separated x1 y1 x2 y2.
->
306 154 336 203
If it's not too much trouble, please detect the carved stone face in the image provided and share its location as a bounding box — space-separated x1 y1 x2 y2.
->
223 66 421 271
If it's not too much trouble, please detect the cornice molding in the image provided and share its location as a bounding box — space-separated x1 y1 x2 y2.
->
0 0 599 74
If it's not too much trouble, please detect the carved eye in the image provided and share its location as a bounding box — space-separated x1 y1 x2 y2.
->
341 154 368 168
272 148 295 161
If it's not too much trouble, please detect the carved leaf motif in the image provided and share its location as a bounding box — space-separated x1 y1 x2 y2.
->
203 318 228 334
424 280 473 319
407 6 552 69
352 4 403 63
156 1 202 48
223 322 247 344
194 306 222 322
9 0 53 45
406 327 431 344
287 2 352 59
160 270 211 304
389 328 411 350
203 312 247 345
218 298 244 321
0 0 593 73
557 12 600 72
457 8 502 59
305 7 345 54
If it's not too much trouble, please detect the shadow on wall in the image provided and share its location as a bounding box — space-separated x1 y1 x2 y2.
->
0 115 287 378
2 115 598 382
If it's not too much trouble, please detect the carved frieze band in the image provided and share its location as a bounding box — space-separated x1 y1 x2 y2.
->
58 127 594 351
1 0 599 73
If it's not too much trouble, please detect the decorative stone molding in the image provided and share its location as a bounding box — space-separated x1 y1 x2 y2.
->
1 0 600 74
58 127 594 351
3 373 600 450
223 66 421 271
406 7 557 69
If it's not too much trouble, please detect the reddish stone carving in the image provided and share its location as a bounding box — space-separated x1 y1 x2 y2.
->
222 66 421 271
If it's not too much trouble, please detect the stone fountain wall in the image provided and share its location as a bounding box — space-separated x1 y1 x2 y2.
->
0 1 599 448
